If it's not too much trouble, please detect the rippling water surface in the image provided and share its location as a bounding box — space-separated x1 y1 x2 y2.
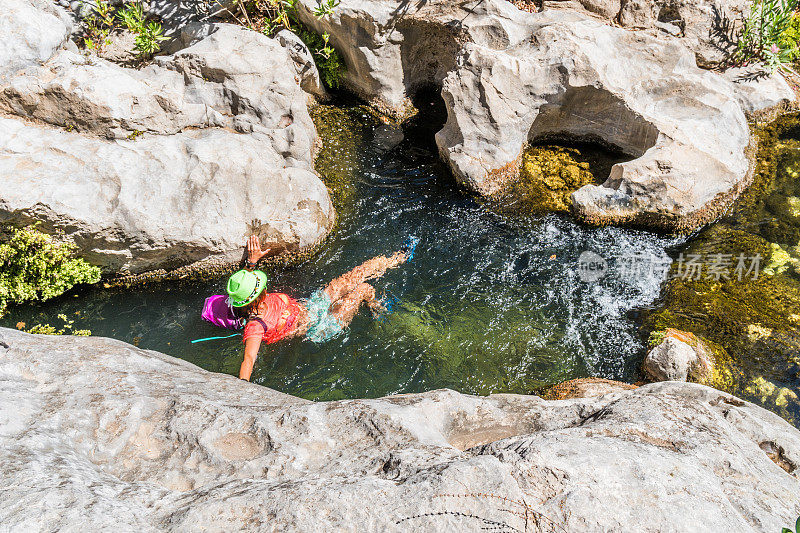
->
2 98 681 400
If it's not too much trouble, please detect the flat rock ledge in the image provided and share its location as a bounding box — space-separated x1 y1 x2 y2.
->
1 327 799 532
295 0 795 232
0 1 334 276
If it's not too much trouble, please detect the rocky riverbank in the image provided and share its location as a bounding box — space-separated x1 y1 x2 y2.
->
1 327 798 531
2 0 797 282
1 0 334 277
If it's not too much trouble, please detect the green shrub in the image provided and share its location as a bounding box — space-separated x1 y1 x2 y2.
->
777 12 800 62
0 226 101 317
82 0 115 52
117 2 168 59
81 0 166 60
736 0 800 73
291 22 344 88
647 329 667 348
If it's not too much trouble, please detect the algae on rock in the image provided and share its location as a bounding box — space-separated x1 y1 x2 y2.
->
494 144 627 216
645 116 800 426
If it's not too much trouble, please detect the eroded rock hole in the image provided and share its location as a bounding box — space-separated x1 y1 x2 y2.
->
760 441 797 474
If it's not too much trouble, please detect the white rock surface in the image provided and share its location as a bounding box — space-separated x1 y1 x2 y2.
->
276 29 328 99
0 0 72 82
0 327 798 532
0 8 332 275
293 0 794 231
642 336 698 381
0 117 333 274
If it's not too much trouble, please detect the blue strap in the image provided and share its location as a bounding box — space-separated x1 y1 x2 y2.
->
190 333 241 344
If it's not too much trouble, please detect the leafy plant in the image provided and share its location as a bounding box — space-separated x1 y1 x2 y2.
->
312 0 339 18
82 0 115 52
0 226 101 318
777 12 800 62
647 329 667 347
736 0 800 73
782 515 800 533
22 314 92 336
292 25 344 88
117 2 168 59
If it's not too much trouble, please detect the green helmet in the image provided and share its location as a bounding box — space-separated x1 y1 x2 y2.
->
226 269 268 307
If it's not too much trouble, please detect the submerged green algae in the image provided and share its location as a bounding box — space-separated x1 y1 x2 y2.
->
494 144 629 216
645 115 800 425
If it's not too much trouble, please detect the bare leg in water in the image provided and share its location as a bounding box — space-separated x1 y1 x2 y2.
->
323 250 409 327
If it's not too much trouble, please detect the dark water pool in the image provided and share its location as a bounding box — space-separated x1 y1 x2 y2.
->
2 99 681 401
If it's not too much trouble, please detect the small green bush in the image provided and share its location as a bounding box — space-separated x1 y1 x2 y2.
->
736 0 800 73
81 0 166 60
777 12 800 62
647 330 667 348
82 0 115 52
117 2 168 59
291 22 344 88
0 226 101 317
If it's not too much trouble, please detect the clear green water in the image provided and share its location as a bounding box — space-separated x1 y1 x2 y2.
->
2 99 681 401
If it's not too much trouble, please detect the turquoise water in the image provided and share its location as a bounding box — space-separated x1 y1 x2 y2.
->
2 99 681 401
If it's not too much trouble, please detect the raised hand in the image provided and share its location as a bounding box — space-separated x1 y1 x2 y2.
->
247 235 271 266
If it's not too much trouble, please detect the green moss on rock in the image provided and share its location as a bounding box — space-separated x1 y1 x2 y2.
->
495 144 627 215
645 114 800 426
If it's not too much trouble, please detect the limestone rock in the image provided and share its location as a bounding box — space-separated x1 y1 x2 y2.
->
293 0 793 231
643 337 698 381
276 29 328 99
0 0 73 81
551 0 751 67
439 9 751 230
721 67 797 116
0 117 334 274
0 6 332 275
0 328 799 531
616 0 750 67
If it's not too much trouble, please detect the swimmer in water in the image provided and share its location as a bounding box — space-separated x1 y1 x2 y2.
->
227 235 417 381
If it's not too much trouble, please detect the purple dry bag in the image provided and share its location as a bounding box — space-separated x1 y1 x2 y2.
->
201 295 245 331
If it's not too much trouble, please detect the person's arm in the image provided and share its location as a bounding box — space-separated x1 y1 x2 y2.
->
240 336 262 381
243 235 278 271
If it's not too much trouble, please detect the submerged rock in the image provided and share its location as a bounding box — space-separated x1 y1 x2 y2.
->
541 377 637 399
1 327 799 531
0 6 334 276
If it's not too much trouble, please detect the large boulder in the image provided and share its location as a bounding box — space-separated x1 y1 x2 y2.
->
0 0 73 82
0 6 333 275
0 118 333 274
1 327 799 531
293 0 794 231
544 0 751 67
438 8 753 230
